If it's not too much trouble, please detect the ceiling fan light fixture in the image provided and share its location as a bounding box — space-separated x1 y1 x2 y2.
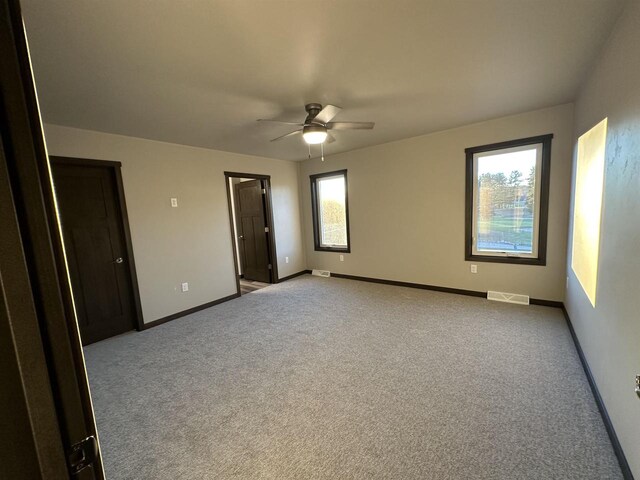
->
302 124 328 144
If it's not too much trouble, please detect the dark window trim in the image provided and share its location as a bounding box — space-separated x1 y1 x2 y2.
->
464 134 553 266
310 169 351 253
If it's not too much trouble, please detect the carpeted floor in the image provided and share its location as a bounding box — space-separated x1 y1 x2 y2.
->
84 275 622 479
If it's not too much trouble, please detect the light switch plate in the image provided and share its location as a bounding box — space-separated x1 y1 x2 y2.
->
181 282 188 292
171 198 178 208
471 264 478 274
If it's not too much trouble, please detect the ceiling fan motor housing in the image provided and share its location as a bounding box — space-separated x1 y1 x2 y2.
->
305 103 324 123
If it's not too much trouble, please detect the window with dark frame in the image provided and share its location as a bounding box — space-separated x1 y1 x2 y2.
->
465 134 553 265
310 170 350 253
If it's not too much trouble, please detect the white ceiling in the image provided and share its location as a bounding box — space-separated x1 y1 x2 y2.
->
22 0 623 161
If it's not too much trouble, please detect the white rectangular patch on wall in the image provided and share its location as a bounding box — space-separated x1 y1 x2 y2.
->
572 118 607 307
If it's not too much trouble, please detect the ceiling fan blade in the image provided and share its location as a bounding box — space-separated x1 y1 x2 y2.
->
312 104 342 124
270 129 302 142
326 122 375 130
258 119 304 126
325 133 336 144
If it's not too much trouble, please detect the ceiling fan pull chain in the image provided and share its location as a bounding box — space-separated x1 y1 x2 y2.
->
308 143 311 159
321 142 324 162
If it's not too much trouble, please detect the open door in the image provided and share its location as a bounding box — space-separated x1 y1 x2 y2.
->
0 1 103 478
234 179 271 283
224 172 279 297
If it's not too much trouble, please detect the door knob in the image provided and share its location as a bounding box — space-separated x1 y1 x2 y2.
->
239 235 244 240
113 257 124 264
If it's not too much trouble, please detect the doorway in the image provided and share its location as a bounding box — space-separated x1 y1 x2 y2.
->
51 157 143 345
224 172 278 295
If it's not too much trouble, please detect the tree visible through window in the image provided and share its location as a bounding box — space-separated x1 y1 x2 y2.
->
465 135 552 265
476 150 536 253
310 170 350 252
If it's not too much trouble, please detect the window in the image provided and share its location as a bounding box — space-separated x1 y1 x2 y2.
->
465 134 553 265
310 170 350 252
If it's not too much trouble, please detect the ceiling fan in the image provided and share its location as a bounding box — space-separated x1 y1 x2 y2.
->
258 103 375 145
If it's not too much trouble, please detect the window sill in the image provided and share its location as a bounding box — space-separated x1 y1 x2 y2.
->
315 246 350 253
465 253 546 266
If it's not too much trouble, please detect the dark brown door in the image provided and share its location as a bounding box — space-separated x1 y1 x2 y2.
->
52 162 137 345
235 179 271 283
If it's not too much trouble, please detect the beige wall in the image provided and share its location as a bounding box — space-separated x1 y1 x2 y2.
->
566 0 640 474
300 104 574 301
43 124 306 323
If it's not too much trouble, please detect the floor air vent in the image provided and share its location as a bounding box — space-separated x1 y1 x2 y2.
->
487 291 530 305
311 269 331 278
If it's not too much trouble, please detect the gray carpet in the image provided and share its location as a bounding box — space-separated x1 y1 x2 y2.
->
84 275 622 479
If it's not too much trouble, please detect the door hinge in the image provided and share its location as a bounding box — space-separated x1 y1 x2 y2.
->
262 188 266 195
268 264 272 270
67 436 98 475
264 226 269 233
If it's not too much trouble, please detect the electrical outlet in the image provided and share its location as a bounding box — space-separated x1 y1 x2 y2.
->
181 282 189 292
285 256 289 264
470 264 478 274
171 198 178 208
339 255 344 262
